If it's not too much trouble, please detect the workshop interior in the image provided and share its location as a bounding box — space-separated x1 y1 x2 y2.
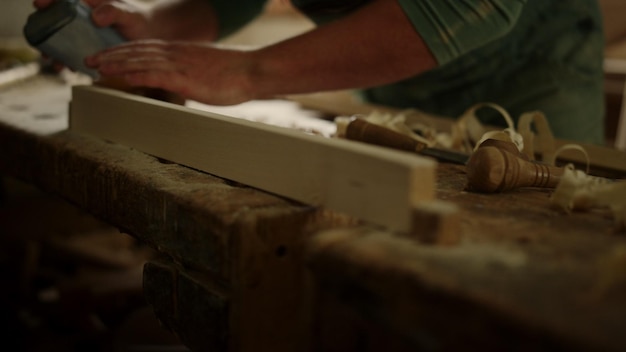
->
2 0 626 351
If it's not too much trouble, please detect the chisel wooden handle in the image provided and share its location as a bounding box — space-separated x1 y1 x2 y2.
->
466 140 565 193
345 118 426 153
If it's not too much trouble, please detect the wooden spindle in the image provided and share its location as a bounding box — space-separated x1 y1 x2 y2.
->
466 140 565 193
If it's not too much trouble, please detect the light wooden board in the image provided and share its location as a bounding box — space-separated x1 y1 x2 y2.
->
69 85 436 233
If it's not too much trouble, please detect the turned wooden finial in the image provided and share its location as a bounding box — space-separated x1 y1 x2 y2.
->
466 139 565 193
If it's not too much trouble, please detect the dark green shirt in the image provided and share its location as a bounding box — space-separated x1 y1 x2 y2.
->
212 0 605 143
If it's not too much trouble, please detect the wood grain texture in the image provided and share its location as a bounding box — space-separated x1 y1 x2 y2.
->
6 79 626 352
0 113 352 352
143 259 229 351
307 226 624 352
70 85 436 233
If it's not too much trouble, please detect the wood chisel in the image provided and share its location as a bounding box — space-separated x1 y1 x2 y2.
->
343 117 470 164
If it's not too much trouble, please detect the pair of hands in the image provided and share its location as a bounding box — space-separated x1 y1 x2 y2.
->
33 0 254 105
31 0 436 106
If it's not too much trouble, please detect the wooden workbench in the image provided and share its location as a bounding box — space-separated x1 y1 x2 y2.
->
1 75 626 352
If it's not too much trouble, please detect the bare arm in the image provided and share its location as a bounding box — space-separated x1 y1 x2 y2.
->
599 0 626 45
88 0 438 105
34 0 219 41
142 0 219 41
248 0 438 98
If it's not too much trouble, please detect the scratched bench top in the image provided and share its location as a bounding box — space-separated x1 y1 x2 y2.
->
2 75 626 351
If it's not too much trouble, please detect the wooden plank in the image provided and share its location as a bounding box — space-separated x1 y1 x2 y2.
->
69 85 436 233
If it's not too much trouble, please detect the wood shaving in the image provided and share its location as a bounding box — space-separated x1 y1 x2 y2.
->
458 105 625 232
517 111 555 162
457 103 524 153
335 103 550 158
335 103 626 231
550 144 591 173
550 165 625 231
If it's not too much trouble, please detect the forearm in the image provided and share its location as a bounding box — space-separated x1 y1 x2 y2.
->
248 0 437 99
599 0 626 45
86 0 438 106
148 0 219 41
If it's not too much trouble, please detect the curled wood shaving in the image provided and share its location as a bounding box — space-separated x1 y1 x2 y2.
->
452 105 595 179
334 103 524 153
463 105 625 231
550 165 625 231
517 111 555 162
335 103 626 231
335 103 581 171
551 144 591 174
459 103 524 153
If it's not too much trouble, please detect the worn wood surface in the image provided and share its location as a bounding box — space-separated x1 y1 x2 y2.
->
0 117 355 352
2 76 626 351
308 163 626 351
70 85 436 234
0 76 354 351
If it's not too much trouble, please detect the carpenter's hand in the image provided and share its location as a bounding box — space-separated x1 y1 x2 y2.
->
85 0 151 40
85 40 257 105
34 0 150 40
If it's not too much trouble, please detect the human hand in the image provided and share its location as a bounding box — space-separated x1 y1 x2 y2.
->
33 0 150 40
85 40 258 105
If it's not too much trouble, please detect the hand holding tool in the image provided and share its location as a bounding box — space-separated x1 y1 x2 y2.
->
23 0 125 79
